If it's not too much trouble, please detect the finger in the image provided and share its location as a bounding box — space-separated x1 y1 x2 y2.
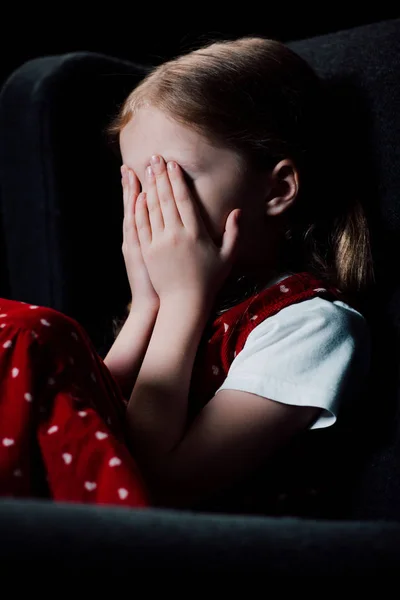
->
128 169 141 226
150 155 182 229
123 169 140 242
220 209 242 265
128 168 141 208
135 192 152 246
145 164 165 234
122 166 131 244
121 165 129 212
167 161 208 237
122 165 140 212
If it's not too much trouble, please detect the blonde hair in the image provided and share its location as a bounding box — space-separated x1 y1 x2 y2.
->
107 36 375 337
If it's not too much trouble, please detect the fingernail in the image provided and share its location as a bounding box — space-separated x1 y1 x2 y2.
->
167 161 177 171
151 155 161 165
128 171 133 184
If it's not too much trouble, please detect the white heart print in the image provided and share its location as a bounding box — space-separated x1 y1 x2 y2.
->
47 426 58 434
84 482 97 491
109 457 121 467
280 285 289 293
2 438 14 447
95 431 108 440
62 453 73 465
118 488 129 500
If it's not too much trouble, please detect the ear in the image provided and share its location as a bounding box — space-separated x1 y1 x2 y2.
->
264 159 300 217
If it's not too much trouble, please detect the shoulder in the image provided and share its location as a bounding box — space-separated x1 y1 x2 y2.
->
248 295 370 347
217 295 371 430
234 295 371 386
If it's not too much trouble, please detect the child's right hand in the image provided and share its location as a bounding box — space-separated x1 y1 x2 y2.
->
121 165 160 315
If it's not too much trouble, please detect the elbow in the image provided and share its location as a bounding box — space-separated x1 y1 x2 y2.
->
150 488 191 510
148 466 227 512
132 452 185 509
149 482 209 512
133 444 225 510
141 471 190 510
138 456 208 510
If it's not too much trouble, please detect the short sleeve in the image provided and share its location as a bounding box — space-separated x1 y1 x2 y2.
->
214 298 371 429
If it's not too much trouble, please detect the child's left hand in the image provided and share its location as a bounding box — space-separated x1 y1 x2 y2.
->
135 155 242 308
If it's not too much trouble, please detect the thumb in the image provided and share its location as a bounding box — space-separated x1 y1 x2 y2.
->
220 209 242 265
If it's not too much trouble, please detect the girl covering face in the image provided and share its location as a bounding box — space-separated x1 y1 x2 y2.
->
104 36 373 511
0 36 374 516
111 36 374 320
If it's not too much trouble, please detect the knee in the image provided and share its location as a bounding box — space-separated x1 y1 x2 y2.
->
10 304 81 340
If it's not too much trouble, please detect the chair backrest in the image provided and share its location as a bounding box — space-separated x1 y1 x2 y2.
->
289 19 400 297
0 53 152 354
289 19 400 520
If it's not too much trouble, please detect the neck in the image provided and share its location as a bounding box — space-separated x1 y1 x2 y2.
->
212 265 285 318
212 229 291 314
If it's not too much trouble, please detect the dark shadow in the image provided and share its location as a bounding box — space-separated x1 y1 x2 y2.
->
0 191 11 299
304 74 400 519
46 61 153 356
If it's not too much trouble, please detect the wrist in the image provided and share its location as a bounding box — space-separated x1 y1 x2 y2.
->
160 292 212 313
104 302 159 399
159 293 212 333
128 301 159 322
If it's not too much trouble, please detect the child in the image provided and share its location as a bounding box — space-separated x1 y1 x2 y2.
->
0 36 373 516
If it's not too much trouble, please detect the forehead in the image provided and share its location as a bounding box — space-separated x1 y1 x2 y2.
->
119 106 209 165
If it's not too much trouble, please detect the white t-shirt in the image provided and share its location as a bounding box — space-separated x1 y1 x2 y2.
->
214 273 371 430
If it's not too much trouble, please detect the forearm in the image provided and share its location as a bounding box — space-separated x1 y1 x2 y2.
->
126 297 207 467
103 306 158 401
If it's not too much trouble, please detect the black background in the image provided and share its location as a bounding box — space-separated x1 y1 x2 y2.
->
2 9 398 89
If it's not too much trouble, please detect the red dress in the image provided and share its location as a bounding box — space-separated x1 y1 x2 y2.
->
0 272 346 510
0 299 150 508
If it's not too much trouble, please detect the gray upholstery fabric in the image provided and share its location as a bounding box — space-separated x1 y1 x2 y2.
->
1 499 400 575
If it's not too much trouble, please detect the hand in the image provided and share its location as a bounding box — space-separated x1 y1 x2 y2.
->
121 165 160 314
134 155 242 306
